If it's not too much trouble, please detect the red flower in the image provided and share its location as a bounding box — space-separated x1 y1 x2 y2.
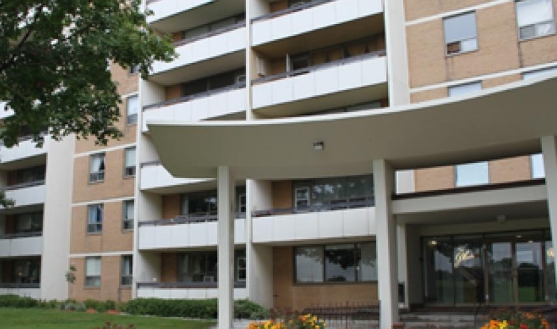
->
520 323 528 329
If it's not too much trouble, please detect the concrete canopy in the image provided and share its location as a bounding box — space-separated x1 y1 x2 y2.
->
148 74 557 180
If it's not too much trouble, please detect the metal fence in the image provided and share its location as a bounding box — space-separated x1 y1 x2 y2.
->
302 303 379 329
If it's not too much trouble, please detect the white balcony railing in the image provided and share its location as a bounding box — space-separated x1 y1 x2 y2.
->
138 217 245 250
252 53 387 110
252 0 383 46
137 286 247 299
146 0 216 25
252 207 375 244
0 137 49 164
140 162 212 191
0 287 40 299
0 235 43 257
4 182 46 208
150 26 245 77
142 86 246 133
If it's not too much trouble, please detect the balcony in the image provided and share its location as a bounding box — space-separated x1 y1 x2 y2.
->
140 162 213 191
252 0 383 47
0 283 40 299
149 25 246 85
138 215 246 250
146 0 216 26
0 233 43 257
0 137 49 164
3 181 46 208
142 85 246 133
137 282 247 299
252 198 375 244
252 52 387 116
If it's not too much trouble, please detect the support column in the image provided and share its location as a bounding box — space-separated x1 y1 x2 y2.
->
218 166 235 329
397 223 408 309
541 136 557 295
373 159 398 329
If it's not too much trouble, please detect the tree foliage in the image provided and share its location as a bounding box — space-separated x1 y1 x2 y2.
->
0 0 175 147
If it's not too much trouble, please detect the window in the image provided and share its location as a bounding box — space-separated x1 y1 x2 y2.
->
178 250 245 283
444 12 478 55
455 161 489 187
448 81 482 97
121 256 133 286
129 64 139 74
123 200 134 230
181 68 246 98
522 66 557 79
293 175 374 209
236 252 246 282
85 257 101 288
126 95 138 125
289 0 311 8
15 212 43 233
87 204 103 233
531 153 545 178
516 0 556 40
238 194 246 215
13 259 41 284
180 186 246 216
295 242 377 283
124 147 136 177
182 14 244 40
11 165 46 186
89 153 105 183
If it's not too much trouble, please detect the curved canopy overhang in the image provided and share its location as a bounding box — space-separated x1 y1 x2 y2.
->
148 75 557 180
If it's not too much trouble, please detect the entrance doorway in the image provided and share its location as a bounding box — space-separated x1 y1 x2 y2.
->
423 230 555 306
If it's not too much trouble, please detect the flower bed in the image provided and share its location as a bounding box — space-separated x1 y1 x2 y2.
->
482 309 549 329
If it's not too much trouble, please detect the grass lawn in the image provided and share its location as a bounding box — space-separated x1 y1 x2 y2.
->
0 308 216 329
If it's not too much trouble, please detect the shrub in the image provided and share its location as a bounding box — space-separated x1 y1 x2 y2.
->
60 301 86 312
0 294 38 308
234 299 270 320
39 299 61 309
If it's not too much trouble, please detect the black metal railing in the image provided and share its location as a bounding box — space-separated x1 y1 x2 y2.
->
251 0 337 23
0 283 40 289
252 197 374 218
0 231 42 239
143 81 246 111
252 50 386 85
3 179 45 191
302 302 379 329
137 281 246 289
138 212 246 227
174 21 245 48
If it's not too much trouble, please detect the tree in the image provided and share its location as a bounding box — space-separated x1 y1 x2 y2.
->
0 0 176 147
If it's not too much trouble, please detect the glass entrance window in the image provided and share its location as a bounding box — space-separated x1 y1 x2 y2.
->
516 241 544 302
546 239 556 301
487 242 514 303
423 237 454 304
453 236 484 304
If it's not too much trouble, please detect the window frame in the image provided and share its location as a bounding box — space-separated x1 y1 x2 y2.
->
120 255 133 287
515 0 556 40
89 153 105 183
294 186 310 209
87 204 103 234
443 12 479 56
85 256 101 288
294 242 377 284
126 94 139 125
123 147 136 178
122 200 134 231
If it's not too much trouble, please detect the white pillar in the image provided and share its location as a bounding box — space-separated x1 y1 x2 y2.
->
397 223 408 309
542 136 557 293
373 159 398 329
218 166 235 329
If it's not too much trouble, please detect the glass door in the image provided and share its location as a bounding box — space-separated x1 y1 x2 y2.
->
486 242 515 304
515 241 544 303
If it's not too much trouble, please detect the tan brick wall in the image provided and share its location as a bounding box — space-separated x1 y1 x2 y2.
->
165 85 182 101
69 256 132 302
161 253 179 282
70 202 133 254
404 0 492 21
273 247 378 310
271 0 288 12
72 149 135 203
272 181 293 209
489 156 531 184
410 88 448 103
482 74 521 88
75 63 138 154
162 194 181 219
415 166 455 192
519 34 557 68
407 3 521 88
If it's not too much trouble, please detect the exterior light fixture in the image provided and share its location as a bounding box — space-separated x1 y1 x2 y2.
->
313 141 324 151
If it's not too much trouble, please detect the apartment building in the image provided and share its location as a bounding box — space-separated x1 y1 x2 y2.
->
138 0 557 329
1 0 557 329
